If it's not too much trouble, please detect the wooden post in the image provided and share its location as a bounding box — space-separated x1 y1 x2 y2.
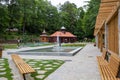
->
118 8 120 56
95 35 98 47
105 22 108 50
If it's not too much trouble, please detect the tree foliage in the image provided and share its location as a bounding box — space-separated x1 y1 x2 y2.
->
0 0 100 41
81 0 100 39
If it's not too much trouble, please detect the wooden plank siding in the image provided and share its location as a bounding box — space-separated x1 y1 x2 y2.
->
107 13 119 54
101 0 119 3
100 2 118 7
95 1 120 79
94 1 120 54
97 27 105 52
94 1 118 36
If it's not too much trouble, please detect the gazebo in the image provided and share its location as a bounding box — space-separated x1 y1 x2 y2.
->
49 26 77 43
40 30 49 42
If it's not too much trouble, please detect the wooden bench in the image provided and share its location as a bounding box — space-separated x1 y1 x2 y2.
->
11 54 35 80
97 48 108 65
97 50 120 80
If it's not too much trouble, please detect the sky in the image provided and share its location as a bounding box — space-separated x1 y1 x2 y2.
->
48 0 90 8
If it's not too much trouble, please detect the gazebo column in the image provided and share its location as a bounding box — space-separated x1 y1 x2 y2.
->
63 37 65 43
61 37 62 43
69 37 71 43
67 37 69 43
118 8 120 56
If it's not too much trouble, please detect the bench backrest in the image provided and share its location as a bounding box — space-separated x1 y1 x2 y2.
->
108 53 120 77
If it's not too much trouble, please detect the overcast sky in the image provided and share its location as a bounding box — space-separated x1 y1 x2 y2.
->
48 0 90 8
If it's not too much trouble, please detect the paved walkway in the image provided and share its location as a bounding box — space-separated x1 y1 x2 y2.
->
45 44 101 80
2 43 101 80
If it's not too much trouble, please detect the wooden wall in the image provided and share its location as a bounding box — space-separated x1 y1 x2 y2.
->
40 36 48 42
107 14 119 54
94 1 118 35
101 0 118 3
98 28 105 52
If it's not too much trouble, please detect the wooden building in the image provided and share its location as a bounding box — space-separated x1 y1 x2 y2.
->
40 30 49 42
49 26 77 43
94 0 120 55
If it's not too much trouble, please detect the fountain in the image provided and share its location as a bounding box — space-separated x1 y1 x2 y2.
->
57 35 60 47
52 35 63 52
7 27 82 56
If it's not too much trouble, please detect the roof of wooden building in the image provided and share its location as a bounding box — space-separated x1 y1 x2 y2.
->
40 29 48 36
94 0 119 36
50 31 76 37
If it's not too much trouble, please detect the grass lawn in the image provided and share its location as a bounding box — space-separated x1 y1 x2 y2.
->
0 58 13 80
24 59 64 80
62 43 86 47
2 44 18 49
0 58 64 80
2 42 86 49
2 43 54 49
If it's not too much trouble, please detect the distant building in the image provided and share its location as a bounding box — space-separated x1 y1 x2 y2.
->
40 30 49 42
49 26 77 43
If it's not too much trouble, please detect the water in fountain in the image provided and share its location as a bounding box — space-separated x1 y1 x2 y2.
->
52 35 63 52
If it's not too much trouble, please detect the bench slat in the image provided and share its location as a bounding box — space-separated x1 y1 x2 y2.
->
11 54 35 74
97 51 120 80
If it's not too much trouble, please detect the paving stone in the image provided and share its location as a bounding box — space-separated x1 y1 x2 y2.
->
0 59 5 61
33 67 41 70
41 61 48 64
28 64 35 66
36 75 45 79
52 65 58 68
0 77 8 80
45 64 52 67
24 60 30 62
0 61 4 63
45 68 53 70
28 62 37 64
2 44 101 80
13 75 23 80
37 70 46 74
0 72 6 75
53 62 60 65
0 68 6 71
0 66 3 68
35 60 43 62
0 63 5 66
39 64 43 66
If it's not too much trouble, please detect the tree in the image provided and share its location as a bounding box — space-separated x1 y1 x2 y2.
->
0 0 100 42
81 0 100 39
75 7 85 40
59 1 78 33
0 1 9 34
